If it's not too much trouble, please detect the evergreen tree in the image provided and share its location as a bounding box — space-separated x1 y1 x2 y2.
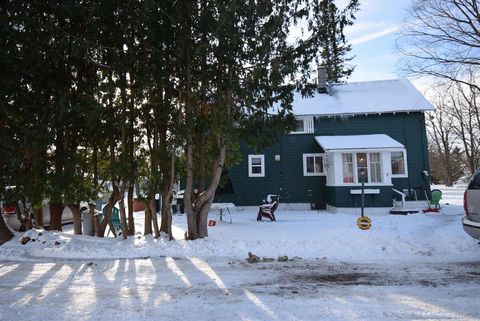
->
316 0 359 82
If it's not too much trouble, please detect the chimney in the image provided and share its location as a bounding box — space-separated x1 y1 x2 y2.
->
317 65 327 93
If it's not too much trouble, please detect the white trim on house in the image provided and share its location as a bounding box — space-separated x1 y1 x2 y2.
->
248 154 265 177
302 153 326 176
391 149 409 178
290 116 314 134
350 189 380 195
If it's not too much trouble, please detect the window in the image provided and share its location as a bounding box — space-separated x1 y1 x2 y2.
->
369 153 382 183
291 117 314 134
248 154 265 177
296 120 305 133
356 153 368 183
303 154 325 176
391 150 407 177
342 153 354 183
342 152 383 184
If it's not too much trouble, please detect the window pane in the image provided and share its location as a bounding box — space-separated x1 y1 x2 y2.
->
342 153 354 183
252 165 262 174
391 151 405 175
306 156 314 173
357 153 368 183
315 156 323 173
251 157 262 165
370 163 382 182
370 153 380 162
369 153 382 183
296 120 304 132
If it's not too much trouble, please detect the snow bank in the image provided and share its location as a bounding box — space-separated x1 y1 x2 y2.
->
0 186 478 263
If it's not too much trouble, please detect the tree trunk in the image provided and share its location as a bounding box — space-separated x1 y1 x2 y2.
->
49 203 64 231
160 148 176 240
150 199 160 238
127 184 135 235
184 138 198 240
186 140 226 240
144 205 153 235
197 194 214 237
99 188 121 237
89 206 97 236
69 205 82 235
33 207 43 228
160 194 174 240
198 132 206 193
0 216 14 245
94 213 102 237
118 198 128 239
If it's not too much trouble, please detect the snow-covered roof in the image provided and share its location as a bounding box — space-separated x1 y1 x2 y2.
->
291 79 434 116
315 134 404 151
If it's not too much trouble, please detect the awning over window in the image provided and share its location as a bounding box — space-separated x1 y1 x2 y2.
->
314 134 404 152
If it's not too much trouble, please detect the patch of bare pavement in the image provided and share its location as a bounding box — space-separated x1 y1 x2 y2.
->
238 259 480 289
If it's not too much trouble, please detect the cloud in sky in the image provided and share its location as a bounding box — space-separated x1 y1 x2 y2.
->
350 25 399 45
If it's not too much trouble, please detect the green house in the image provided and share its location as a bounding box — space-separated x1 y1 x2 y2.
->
218 78 434 214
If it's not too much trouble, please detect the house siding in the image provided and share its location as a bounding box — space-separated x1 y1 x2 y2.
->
326 186 393 207
220 112 430 207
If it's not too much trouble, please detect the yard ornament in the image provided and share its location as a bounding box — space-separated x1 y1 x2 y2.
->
357 216 372 230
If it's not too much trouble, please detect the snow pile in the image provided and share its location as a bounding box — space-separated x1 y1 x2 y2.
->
0 185 478 263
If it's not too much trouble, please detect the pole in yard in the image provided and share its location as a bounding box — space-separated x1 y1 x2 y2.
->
360 169 365 218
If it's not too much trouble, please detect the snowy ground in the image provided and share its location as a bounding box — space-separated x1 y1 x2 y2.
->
1 185 479 320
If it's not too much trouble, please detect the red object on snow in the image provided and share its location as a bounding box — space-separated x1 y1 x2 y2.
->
208 220 216 226
2 204 16 215
422 208 439 213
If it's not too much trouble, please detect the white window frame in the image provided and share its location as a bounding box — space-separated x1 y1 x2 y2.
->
341 151 384 185
391 149 408 178
290 116 314 134
303 153 326 176
248 154 265 177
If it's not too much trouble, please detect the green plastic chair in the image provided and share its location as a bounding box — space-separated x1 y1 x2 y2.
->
430 189 442 209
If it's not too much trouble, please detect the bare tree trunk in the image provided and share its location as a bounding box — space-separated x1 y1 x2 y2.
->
49 203 64 231
69 205 82 235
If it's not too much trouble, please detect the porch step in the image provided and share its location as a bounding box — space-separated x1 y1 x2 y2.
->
389 209 420 215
